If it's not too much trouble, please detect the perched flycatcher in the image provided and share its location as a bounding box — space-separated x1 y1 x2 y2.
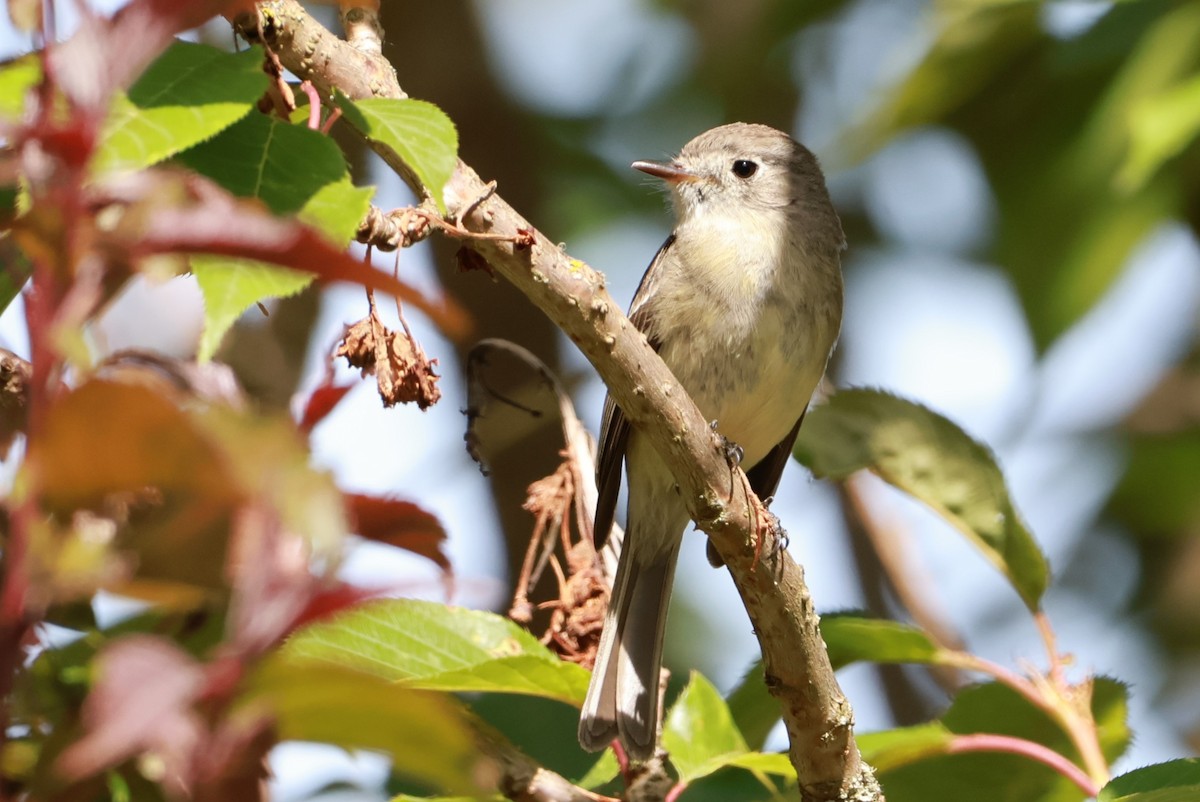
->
578 123 845 761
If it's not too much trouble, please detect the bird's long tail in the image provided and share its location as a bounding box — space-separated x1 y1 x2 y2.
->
578 535 681 761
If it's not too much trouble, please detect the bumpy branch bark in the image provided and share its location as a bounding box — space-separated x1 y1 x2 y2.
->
235 3 882 799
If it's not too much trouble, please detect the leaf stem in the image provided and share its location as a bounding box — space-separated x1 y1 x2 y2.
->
948 733 1099 797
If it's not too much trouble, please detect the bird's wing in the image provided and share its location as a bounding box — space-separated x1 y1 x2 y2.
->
594 235 674 548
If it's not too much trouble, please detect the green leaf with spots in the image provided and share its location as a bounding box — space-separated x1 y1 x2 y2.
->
795 389 1049 610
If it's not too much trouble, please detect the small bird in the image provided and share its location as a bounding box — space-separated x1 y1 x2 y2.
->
577 123 845 761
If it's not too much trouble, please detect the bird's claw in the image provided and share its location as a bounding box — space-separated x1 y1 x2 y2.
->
710 421 744 468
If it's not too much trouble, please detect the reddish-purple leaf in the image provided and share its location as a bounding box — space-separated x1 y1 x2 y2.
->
297 380 355 434
345 493 451 572
290 581 381 631
56 636 204 782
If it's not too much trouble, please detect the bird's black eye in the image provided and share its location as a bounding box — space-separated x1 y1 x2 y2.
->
732 159 758 178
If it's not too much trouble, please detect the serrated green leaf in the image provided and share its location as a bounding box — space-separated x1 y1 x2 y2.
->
92 41 264 175
795 389 1049 610
0 55 40 120
283 598 590 705
178 113 363 360
1100 759 1200 802
299 175 374 245
178 111 349 214
661 672 749 783
335 95 457 211
245 656 482 795
191 256 312 361
822 612 942 669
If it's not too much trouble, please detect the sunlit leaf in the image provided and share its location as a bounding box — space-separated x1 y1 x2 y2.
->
661 672 749 784
190 256 313 362
822 612 942 669
795 389 1049 610
0 54 40 120
245 656 484 795
1099 758 1200 802
722 751 796 777
335 95 458 211
283 598 590 705
92 41 264 174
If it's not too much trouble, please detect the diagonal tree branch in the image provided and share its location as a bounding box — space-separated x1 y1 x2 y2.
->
233 3 882 799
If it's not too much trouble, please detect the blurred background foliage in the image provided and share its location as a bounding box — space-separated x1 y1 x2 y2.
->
4 0 1200 798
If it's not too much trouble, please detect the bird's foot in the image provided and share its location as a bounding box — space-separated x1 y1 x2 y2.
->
710 420 744 468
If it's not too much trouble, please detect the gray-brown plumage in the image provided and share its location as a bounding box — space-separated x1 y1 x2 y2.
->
578 123 846 761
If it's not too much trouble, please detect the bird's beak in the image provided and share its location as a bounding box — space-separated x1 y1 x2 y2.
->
632 160 699 184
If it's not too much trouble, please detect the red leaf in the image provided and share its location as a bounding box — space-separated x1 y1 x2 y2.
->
289 581 381 631
297 381 355 434
57 636 204 782
345 493 451 571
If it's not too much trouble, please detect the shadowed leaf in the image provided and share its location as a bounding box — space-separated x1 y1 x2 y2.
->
1100 758 1200 802
795 389 1049 610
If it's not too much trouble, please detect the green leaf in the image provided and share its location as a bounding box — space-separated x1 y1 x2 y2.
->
821 612 941 669
795 389 1049 610
91 41 265 175
661 672 749 784
335 95 458 211
722 751 796 777
874 679 1130 802
191 257 312 361
857 722 955 773
0 55 40 120
574 751 620 791
178 111 349 215
299 176 375 245
1100 759 1200 802
283 598 590 705
245 656 483 795
177 113 367 360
